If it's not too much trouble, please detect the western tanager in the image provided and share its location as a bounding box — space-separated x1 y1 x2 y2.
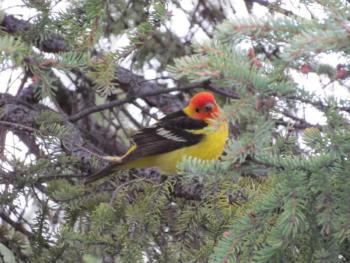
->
86 91 229 183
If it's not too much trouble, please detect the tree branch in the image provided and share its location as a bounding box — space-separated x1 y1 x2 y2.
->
0 211 50 249
0 234 29 262
68 85 198 122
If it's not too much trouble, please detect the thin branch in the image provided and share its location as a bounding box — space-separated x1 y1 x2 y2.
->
0 211 50 249
275 119 321 130
121 106 143 129
35 173 87 183
287 95 350 113
132 100 159 122
280 109 323 130
0 120 38 133
245 0 296 17
68 82 241 122
16 71 28 96
112 109 129 139
68 85 197 122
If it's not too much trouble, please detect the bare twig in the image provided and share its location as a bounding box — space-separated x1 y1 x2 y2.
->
68 85 196 122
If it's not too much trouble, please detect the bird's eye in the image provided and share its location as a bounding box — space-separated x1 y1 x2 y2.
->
204 103 214 112
195 107 200 113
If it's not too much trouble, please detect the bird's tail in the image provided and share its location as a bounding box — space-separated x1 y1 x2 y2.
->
84 163 117 184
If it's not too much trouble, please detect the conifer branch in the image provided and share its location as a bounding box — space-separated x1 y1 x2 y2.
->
0 212 50 249
1 1 350 262
0 234 29 262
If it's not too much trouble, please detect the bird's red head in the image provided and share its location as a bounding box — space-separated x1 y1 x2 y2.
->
185 92 220 120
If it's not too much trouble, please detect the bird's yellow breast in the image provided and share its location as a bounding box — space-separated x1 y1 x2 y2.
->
123 120 229 174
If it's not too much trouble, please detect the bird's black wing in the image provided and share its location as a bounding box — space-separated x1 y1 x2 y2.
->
122 110 207 162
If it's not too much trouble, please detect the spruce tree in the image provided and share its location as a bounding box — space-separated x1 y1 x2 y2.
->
0 0 350 262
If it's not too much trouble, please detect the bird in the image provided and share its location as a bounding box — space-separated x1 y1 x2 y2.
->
85 91 229 183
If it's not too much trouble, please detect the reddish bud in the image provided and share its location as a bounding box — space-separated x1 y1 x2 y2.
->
223 231 232 238
336 64 345 70
336 68 348 80
251 58 262 68
255 98 263 111
247 47 256 59
265 96 276 108
166 11 173 17
234 25 242 31
39 59 57 67
196 70 221 77
31 75 41 84
300 64 311 74
345 26 350 35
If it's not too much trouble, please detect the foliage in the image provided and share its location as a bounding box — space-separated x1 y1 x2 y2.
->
1 0 350 262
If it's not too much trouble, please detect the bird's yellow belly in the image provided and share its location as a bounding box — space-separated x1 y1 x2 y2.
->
124 122 228 174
